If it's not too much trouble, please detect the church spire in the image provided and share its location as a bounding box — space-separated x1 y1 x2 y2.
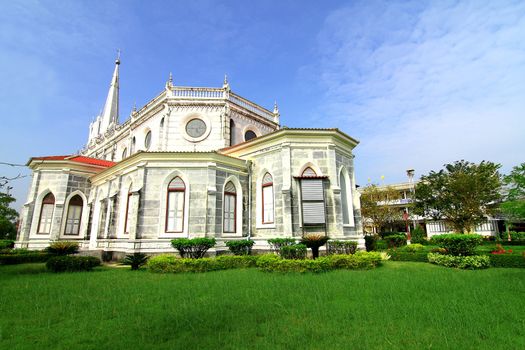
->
99 51 120 134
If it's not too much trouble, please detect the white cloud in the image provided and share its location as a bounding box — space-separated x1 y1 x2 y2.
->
310 0 525 183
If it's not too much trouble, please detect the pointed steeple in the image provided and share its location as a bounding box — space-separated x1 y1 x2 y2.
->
99 51 120 134
273 100 280 125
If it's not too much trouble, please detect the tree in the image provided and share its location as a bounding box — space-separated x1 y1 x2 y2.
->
360 184 402 234
0 192 19 240
413 160 502 233
500 162 525 235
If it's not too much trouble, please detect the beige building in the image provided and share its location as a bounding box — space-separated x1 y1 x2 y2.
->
16 58 364 254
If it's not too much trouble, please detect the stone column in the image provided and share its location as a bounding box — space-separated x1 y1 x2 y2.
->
280 144 293 236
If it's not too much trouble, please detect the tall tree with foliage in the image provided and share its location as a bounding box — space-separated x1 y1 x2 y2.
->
0 192 19 240
360 184 402 234
500 162 525 233
413 160 502 233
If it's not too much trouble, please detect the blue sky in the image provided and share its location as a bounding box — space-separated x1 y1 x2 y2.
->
1 0 524 209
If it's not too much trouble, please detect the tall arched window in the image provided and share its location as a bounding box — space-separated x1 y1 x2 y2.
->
144 130 152 149
65 195 83 235
121 147 127 160
166 177 185 232
262 173 274 224
38 192 55 234
130 137 136 154
124 189 133 234
302 167 317 177
229 119 235 146
223 182 237 233
340 171 350 225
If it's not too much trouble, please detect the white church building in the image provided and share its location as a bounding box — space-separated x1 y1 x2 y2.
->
16 57 364 254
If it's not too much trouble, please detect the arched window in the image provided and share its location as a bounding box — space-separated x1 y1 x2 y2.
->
166 177 185 232
65 195 83 235
223 182 237 233
302 167 317 177
340 171 350 225
38 192 55 234
144 130 152 149
160 118 164 128
230 119 235 146
244 130 257 141
124 190 133 234
130 137 136 154
262 173 274 224
122 148 127 160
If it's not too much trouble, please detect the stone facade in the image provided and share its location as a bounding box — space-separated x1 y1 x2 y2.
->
16 60 364 254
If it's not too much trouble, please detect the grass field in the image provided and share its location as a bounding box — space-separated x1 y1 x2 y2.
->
1 262 524 349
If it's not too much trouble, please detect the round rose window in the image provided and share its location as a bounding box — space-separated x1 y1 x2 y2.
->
186 118 207 138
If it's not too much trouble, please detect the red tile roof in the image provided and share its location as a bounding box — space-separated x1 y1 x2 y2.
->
31 155 116 168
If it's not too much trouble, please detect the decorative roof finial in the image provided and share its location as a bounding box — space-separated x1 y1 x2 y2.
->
115 48 121 65
166 72 174 90
132 102 137 113
273 100 279 114
223 73 230 89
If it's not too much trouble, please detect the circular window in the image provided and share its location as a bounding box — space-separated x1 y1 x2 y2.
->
186 118 207 138
244 130 257 141
144 131 152 149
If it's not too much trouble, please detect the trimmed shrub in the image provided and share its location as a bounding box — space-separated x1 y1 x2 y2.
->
122 253 149 270
384 234 407 248
0 252 50 265
280 244 307 260
403 243 425 253
388 251 428 262
410 227 428 244
364 235 377 251
171 238 216 258
326 240 358 255
46 256 101 272
510 231 525 242
0 240 15 250
257 252 382 273
300 234 329 259
431 234 483 256
430 247 448 255
225 239 255 256
45 241 79 256
379 231 399 239
427 253 490 269
147 254 258 273
375 240 388 250
267 238 296 253
489 254 525 268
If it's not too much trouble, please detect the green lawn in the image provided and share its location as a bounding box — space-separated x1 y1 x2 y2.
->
1 262 524 350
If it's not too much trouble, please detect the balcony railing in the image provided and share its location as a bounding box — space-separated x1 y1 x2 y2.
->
228 92 275 122
171 87 224 99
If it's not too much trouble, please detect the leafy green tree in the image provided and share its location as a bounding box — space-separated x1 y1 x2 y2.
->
0 192 19 240
413 160 502 233
500 162 525 237
360 184 402 234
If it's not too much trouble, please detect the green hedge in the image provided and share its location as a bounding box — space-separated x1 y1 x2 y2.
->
46 256 101 272
489 254 525 268
171 238 216 258
510 232 525 242
257 252 383 273
384 234 407 248
0 240 15 250
431 234 483 256
225 239 254 256
0 252 51 265
267 238 296 253
326 240 358 255
427 253 490 269
279 244 307 259
148 252 383 274
388 251 429 262
148 255 258 273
